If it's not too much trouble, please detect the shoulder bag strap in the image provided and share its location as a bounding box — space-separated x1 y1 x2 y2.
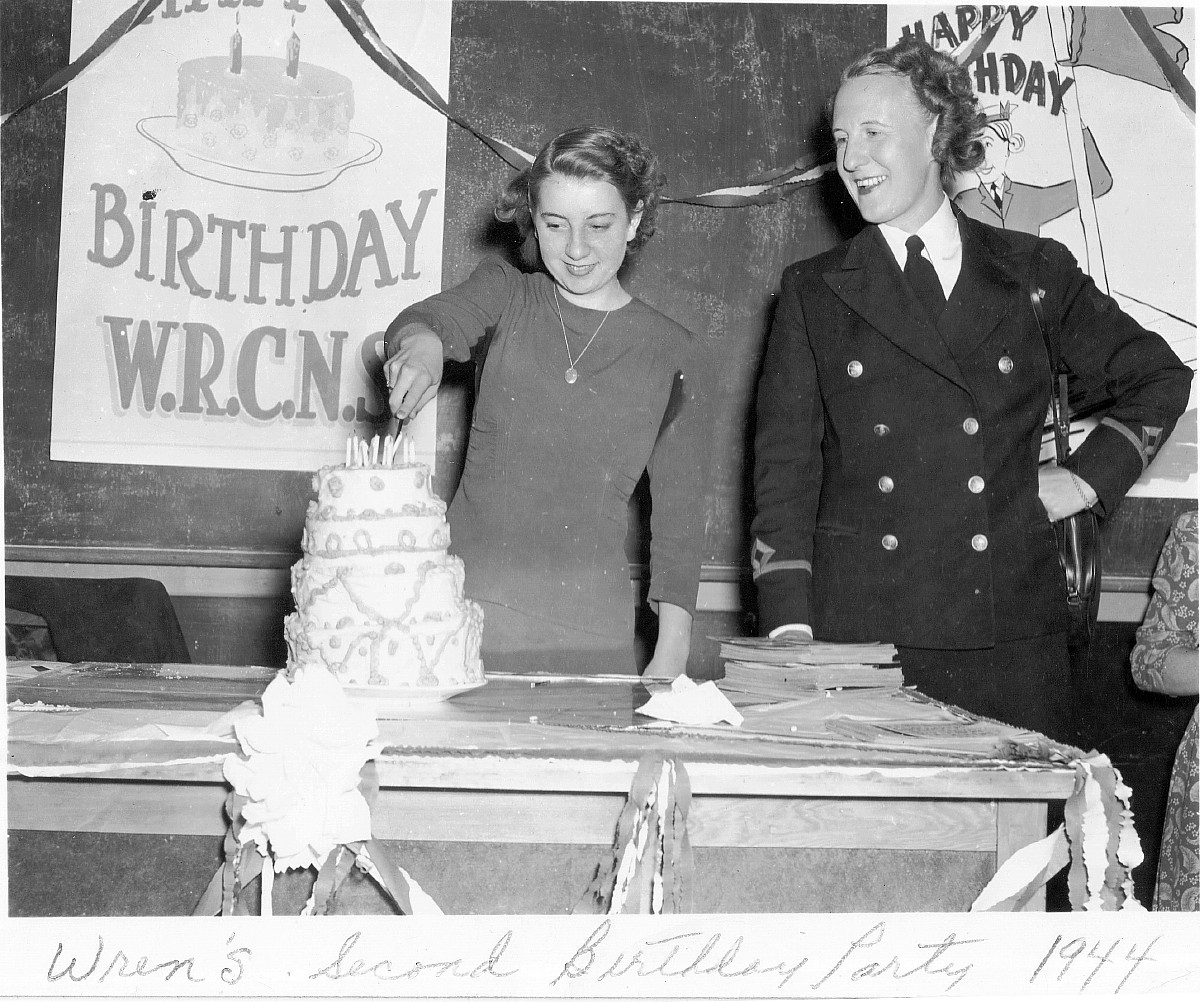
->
1029 240 1071 464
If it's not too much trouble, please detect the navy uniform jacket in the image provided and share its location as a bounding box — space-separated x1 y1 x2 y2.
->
752 211 1193 649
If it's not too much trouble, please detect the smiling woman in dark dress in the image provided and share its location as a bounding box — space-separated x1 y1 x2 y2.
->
383 126 710 678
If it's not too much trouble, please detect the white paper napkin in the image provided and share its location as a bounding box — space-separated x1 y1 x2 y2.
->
638 676 744 727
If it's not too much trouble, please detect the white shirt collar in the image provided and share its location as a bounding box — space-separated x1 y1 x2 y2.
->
877 196 962 297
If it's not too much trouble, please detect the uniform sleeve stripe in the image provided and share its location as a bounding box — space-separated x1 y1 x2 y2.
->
1100 416 1149 471
752 559 812 580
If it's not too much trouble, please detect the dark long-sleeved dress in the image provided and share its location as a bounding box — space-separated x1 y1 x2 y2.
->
389 257 710 673
1131 509 1198 912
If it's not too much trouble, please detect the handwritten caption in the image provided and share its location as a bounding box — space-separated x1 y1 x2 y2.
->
40 919 1166 995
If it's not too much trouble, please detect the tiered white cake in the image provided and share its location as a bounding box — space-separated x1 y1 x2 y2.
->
284 435 485 692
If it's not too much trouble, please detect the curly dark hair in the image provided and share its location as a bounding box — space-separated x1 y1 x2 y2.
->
494 125 666 267
838 36 985 186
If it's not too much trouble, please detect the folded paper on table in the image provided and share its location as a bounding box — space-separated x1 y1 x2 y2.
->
637 677 744 727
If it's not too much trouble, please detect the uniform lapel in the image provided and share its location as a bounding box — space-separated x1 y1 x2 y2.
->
941 212 1024 360
823 225 970 392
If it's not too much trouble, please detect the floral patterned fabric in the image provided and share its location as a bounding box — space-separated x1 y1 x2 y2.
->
1131 509 1199 911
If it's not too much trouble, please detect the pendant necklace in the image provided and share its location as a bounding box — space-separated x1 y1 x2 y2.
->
553 286 612 384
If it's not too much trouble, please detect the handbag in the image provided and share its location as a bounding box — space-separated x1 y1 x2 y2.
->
1029 244 1102 647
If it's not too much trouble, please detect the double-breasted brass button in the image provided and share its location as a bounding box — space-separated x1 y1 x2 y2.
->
881 534 899 550
878 476 894 493
847 360 864 378
998 356 1014 374
962 417 979 435
968 476 985 493
874 423 890 437
971 534 989 551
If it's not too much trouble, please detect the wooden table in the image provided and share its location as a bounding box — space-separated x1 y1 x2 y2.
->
7 661 1077 915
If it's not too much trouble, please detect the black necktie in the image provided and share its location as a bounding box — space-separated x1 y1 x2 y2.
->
904 234 945 321
990 182 1003 210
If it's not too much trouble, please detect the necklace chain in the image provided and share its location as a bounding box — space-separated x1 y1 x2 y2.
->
553 287 612 384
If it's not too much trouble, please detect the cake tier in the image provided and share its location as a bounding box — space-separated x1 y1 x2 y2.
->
176 55 354 172
312 462 443 513
301 510 450 556
284 599 484 689
291 553 466 626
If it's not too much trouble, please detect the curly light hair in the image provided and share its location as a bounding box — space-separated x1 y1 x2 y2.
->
838 36 986 186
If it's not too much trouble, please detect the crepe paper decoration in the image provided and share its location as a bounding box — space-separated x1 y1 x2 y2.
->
0 0 832 210
638 675 745 728
191 666 442 916
0 0 164 128
221 665 378 872
971 752 1146 913
574 755 693 915
1064 753 1145 912
323 0 533 171
971 825 1071 912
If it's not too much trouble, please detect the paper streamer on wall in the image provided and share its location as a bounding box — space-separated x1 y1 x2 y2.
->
0 0 163 128
0 0 837 208
970 753 1145 912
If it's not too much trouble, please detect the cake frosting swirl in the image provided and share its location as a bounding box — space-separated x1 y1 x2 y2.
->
284 447 485 691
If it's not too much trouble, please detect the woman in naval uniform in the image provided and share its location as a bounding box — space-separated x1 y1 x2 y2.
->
751 37 1192 739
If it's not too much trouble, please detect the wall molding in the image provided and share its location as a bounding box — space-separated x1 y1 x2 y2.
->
5 548 1153 621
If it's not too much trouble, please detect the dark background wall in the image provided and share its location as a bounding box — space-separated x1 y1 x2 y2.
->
3 1 1194 908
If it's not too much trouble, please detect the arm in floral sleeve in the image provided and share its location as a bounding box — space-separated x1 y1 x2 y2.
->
1131 510 1199 698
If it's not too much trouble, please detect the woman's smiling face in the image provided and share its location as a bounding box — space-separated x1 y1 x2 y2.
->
532 173 642 309
832 71 943 233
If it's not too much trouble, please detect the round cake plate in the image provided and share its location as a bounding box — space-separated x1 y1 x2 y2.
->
137 117 382 192
341 678 487 715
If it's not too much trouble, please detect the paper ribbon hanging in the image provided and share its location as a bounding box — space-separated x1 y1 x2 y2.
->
0 0 1017 207
969 752 1145 912
0 0 839 208
0 0 163 128
574 754 694 915
192 761 443 917
0 0 1018 207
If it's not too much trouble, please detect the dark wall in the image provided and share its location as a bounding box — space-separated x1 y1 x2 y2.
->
2 1 1186 578
2 0 875 569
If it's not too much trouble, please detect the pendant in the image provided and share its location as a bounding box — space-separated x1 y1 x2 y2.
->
565 367 578 384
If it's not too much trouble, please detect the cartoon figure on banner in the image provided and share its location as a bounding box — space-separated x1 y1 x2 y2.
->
138 13 382 193
953 102 1112 235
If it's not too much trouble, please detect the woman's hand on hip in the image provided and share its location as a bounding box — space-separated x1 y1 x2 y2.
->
384 326 443 420
1038 464 1098 522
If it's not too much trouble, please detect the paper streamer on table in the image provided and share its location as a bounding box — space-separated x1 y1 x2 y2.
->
192 670 442 917
574 754 693 915
970 753 1145 912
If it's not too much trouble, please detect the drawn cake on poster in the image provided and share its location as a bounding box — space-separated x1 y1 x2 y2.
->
138 14 381 192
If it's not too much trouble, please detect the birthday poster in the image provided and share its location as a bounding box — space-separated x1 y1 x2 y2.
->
886 4 1196 499
50 0 451 471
